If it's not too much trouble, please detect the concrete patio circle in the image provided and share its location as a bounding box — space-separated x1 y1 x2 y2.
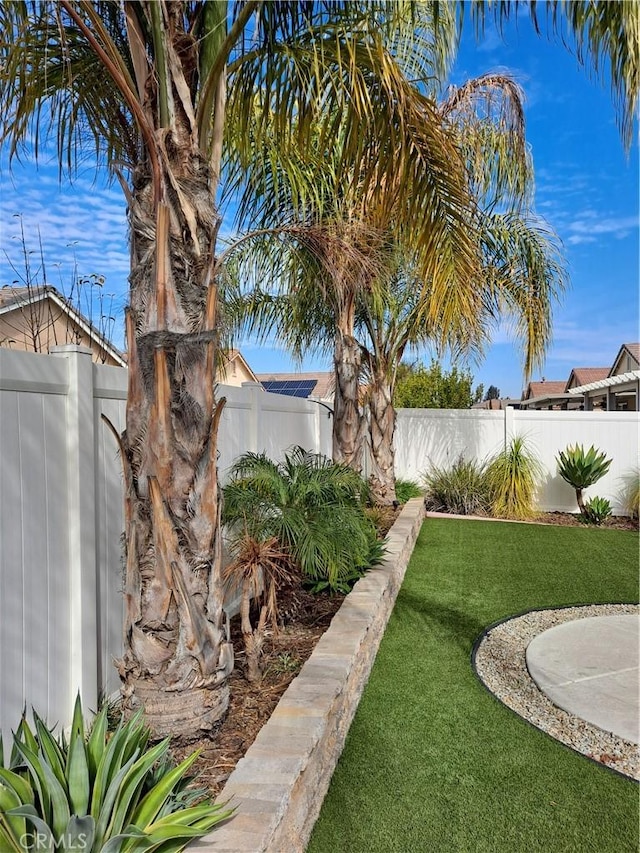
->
526 614 639 744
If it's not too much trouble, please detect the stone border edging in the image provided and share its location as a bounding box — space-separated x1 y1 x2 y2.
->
195 498 425 853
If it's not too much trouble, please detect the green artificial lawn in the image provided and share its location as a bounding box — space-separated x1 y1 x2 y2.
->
308 519 639 853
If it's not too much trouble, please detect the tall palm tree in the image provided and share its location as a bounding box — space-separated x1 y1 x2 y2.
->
359 71 569 505
0 1 635 737
360 212 565 504
0 0 481 737
227 70 543 475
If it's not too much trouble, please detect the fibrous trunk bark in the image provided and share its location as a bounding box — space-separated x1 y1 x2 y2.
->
115 145 233 739
368 373 397 505
332 328 365 471
240 580 267 684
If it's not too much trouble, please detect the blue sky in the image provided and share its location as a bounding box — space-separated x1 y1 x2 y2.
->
1 13 637 398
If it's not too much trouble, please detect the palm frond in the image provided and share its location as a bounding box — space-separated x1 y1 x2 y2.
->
479 211 567 379
473 0 639 150
441 73 533 209
0 1 139 174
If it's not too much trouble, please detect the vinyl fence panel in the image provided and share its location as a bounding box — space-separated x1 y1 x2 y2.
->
1 346 638 740
0 349 334 738
394 407 639 514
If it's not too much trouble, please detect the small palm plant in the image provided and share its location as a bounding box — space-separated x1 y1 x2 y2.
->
556 444 613 514
485 436 542 520
0 697 232 853
223 529 291 683
222 447 383 594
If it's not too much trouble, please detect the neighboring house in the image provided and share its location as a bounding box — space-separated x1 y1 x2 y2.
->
565 367 609 391
568 343 640 411
520 379 573 410
257 371 335 404
472 397 522 410
0 285 126 366
521 343 640 411
216 349 259 386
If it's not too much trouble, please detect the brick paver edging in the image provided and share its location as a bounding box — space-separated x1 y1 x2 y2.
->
194 498 425 853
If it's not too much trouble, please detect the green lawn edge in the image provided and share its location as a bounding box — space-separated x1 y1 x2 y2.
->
308 518 639 853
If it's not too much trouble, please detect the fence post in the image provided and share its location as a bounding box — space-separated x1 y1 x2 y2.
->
504 405 515 448
242 382 262 453
51 345 98 716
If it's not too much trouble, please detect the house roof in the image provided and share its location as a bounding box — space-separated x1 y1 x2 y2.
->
565 367 609 389
256 371 334 400
0 285 126 366
524 380 567 399
220 348 259 382
472 397 521 410
568 370 640 394
609 343 640 376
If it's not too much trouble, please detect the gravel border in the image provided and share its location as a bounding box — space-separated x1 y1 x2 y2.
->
473 604 639 781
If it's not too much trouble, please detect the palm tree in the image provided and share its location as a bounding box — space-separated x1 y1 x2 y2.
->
360 210 565 503
357 66 570 504
224 80 483 469
0 0 483 737
0 1 635 737
227 71 551 490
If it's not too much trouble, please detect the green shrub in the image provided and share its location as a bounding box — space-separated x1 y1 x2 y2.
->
621 469 639 519
423 456 490 516
556 444 612 514
485 436 542 520
223 447 383 593
581 496 613 525
0 697 231 853
394 479 423 503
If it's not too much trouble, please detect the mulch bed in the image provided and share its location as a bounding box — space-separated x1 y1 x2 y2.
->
170 505 401 797
173 505 636 799
171 585 345 798
531 511 638 531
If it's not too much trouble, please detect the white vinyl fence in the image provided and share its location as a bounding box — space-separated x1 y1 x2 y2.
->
394 406 639 513
0 346 331 739
0 346 638 738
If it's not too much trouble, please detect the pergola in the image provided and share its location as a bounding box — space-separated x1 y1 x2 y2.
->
568 370 640 411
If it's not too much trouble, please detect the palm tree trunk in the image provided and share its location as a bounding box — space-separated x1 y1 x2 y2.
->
116 147 234 739
332 326 364 471
368 372 398 505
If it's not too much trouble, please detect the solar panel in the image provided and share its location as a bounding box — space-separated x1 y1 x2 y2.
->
262 380 317 398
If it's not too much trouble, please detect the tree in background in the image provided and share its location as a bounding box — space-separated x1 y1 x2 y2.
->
485 385 501 401
393 361 482 409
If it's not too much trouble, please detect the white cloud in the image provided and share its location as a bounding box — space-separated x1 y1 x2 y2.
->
566 234 597 246
567 214 638 237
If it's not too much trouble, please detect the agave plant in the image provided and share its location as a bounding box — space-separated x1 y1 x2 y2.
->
556 444 613 514
581 496 613 525
0 697 231 852
222 447 383 592
485 436 542 520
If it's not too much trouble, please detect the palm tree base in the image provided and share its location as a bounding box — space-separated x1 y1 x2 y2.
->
129 679 230 740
